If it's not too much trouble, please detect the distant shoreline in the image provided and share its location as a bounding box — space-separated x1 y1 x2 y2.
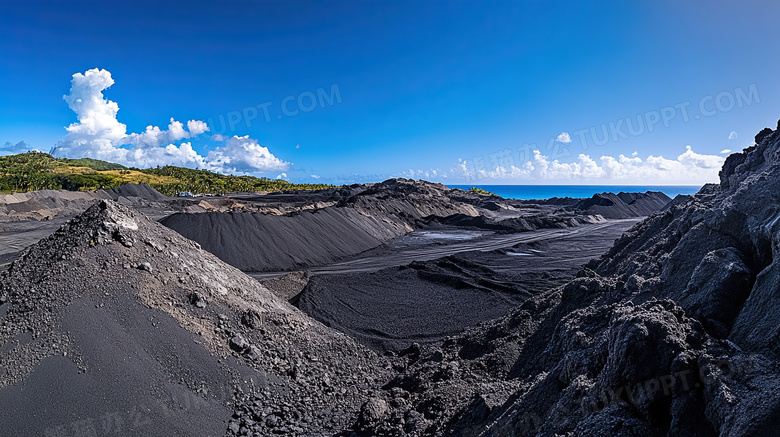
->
449 184 702 200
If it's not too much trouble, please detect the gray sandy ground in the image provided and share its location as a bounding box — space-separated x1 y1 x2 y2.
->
0 292 249 436
0 219 68 269
296 219 638 352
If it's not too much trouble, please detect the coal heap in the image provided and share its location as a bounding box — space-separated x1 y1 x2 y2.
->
0 200 386 436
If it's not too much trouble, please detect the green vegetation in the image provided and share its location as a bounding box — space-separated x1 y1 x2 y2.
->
467 187 495 196
60 157 127 171
0 152 333 195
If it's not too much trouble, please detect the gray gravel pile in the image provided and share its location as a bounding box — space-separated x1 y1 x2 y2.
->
0 200 388 436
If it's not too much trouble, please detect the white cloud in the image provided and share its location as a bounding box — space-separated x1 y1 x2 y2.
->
206 135 289 174
677 145 722 169
720 149 732 154
122 118 209 148
57 68 127 159
453 145 725 184
556 132 572 143
310 174 320 179
0 141 37 155
276 172 288 180
400 168 446 179
53 68 289 175
729 131 738 140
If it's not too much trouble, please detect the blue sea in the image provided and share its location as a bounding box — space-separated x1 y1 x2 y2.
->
448 185 702 200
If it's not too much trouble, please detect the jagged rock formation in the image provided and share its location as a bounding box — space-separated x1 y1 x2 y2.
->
0 200 387 436
364 123 780 436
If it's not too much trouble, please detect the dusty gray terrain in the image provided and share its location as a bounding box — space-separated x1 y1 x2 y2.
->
7 161 750 436
296 220 638 352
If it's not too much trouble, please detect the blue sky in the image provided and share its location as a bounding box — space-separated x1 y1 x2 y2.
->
1 0 779 185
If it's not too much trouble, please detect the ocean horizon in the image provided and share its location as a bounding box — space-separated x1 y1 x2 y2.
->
448 184 703 200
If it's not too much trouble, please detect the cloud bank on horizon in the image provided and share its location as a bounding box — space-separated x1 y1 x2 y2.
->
403 145 727 185
52 68 289 175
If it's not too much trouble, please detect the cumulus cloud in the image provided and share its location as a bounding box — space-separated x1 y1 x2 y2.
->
556 132 572 143
53 68 289 174
729 131 738 140
123 118 209 148
454 145 725 184
206 136 289 174
276 172 288 180
400 168 446 179
0 141 36 155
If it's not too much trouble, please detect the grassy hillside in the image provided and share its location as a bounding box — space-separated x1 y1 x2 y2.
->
0 152 333 195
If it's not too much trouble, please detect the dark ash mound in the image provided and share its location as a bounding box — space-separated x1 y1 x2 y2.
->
574 191 672 219
359 124 780 436
522 191 673 219
107 183 168 201
0 183 170 222
159 179 490 273
297 258 529 352
159 207 407 272
0 200 386 436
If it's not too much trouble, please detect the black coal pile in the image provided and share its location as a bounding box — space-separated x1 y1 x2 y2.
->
573 191 672 219
361 124 780 436
107 183 169 202
519 191 673 219
0 200 387 436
